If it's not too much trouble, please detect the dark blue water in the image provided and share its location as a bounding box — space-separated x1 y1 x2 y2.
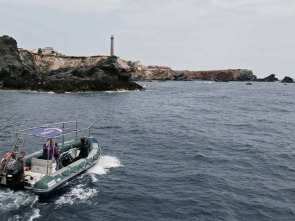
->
0 81 294 221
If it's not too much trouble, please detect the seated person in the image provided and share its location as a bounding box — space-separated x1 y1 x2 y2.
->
18 152 29 171
38 138 58 160
74 138 89 161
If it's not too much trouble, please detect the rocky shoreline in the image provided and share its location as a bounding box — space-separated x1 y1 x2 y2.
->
0 36 144 92
0 35 293 92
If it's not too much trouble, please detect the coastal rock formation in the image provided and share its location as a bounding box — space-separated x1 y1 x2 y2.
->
0 35 144 92
131 69 191 81
257 74 279 82
21 51 108 73
281 76 294 83
236 70 257 81
3 56 144 92
0 35 24 78
176 69 256 81
171 73 191 81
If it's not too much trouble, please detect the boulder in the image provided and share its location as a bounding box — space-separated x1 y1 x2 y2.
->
236 70 257 81
281 76 294 83
171 73 191 81
258 74 279 82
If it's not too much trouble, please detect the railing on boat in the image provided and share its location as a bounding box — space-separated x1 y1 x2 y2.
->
11 121 92 176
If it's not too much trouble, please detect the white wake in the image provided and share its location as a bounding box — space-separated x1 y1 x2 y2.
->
88 155 123 175
55 155 122 207
0 189 40 221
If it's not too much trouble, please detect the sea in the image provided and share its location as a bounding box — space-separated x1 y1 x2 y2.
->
0 81 294 221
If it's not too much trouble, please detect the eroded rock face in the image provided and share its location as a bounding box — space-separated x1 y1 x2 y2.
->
0 35 23 79
281 76 294 83
171 73 191 81
178 69 255 81
3 56 144 92
236 70 257 81
27 53 108 73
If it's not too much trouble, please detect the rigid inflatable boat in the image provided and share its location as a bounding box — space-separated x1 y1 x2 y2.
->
0 121 101 194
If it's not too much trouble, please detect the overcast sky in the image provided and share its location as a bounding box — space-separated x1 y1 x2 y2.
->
1 0 294 79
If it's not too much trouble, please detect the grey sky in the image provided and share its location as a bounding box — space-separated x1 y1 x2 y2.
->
0 0 294 79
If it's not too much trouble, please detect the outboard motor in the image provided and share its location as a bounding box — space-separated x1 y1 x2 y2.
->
6 164 24 190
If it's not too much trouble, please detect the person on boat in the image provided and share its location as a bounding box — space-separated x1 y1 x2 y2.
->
39 138 57 160
17 152 29 171
74 138 89 161
54 143 60 170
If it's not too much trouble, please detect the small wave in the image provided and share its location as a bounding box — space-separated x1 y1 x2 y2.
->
28 208 41 221
88 155 123 175
55 184 98 206
104 90 129 93
55 156 122 207
90 174 99 182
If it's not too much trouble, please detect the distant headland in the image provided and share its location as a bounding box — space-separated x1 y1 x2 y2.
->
0 35 293 92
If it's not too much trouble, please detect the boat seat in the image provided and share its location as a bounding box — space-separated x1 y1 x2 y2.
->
31 158 54 175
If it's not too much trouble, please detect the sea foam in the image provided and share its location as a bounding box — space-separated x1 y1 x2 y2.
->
88 155 123 175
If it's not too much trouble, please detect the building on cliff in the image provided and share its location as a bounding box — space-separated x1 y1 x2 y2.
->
40 47 64 56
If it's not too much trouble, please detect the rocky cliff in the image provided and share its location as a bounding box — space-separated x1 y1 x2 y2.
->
131 67 256 82
3 56 142 92
0 36 24 78
19 50 109 73
175 69 256 81
0 35 144 92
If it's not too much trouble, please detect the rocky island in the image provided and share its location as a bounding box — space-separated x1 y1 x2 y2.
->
0 35 144 92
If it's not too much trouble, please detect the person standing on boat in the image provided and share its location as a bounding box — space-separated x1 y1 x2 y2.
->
54 143 60 170
74 138 89 161
17 152 29 171
40 138 57 160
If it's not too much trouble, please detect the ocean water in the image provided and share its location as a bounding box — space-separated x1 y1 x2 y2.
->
0 81 294 221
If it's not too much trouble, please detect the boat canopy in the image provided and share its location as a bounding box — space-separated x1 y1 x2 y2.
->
24 128 68 137
15 121 92 138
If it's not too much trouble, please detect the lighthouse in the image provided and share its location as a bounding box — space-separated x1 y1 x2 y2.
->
110 35 114 56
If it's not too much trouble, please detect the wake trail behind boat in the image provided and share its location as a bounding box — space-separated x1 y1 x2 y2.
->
0 189 40 221
55 155 122 207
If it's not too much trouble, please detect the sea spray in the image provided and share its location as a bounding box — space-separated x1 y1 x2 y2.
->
88 155 123 176
55 184 98 207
